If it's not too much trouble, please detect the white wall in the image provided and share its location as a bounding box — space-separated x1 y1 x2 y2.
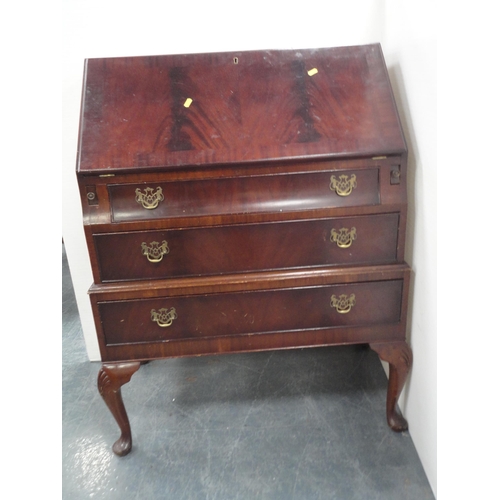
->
62 1 436 495
382 1 437 496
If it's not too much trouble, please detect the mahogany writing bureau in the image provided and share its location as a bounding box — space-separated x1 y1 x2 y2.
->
76 44 412 456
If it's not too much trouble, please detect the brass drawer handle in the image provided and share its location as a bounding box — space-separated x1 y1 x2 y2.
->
330 174 357 196
330 227 357 248
151 307 177 327
330 293 356 314
135 187 164 209
141 240 169 263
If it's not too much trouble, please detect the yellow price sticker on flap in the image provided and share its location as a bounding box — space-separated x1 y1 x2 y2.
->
183 98 193 108
307 68 318 76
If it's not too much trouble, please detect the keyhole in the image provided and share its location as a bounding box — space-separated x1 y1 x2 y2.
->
233 57 238 64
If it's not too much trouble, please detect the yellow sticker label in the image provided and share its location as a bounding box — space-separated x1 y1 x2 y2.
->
307 68 318 76
183 98 193 108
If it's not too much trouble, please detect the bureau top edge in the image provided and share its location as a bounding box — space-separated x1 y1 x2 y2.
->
76 44 407 175
76 151 407 178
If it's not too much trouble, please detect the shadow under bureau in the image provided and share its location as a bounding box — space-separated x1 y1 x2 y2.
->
76 44 412 456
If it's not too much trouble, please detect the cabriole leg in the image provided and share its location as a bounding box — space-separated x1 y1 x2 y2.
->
97 362 141 456
369 341 413 432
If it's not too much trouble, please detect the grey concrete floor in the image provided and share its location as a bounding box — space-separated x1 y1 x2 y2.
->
62 245 434 499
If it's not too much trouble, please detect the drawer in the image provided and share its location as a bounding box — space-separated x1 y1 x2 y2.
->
98 279 404 346
108 169 380 223
94 213 399 282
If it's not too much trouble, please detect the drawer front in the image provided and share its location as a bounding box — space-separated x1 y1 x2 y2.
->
98 279 404 346
109 169 379 223
94 213 399 282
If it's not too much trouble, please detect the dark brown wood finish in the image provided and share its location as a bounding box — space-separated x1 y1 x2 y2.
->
97 362 140 456
369 342 413 431
89 263 410 362
77 44 412 455
78 156 406 230
108 167 380 223
98 279 404 345
93 214 400 282
77 45 405 174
